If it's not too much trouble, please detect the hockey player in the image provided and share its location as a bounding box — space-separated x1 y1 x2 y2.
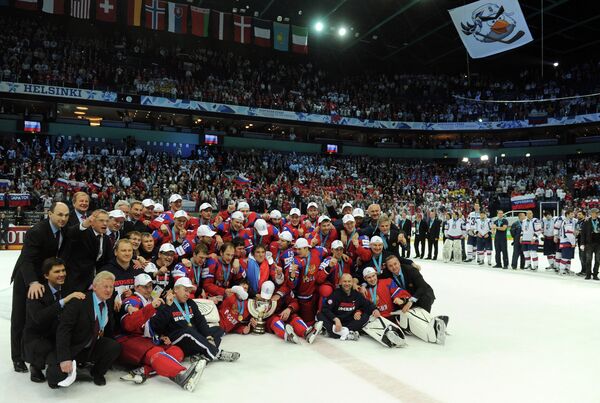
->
240 218 279 254
316 273 376 341
149 277 240 363
557 210 577 275
202 243 245 299
303 202 321 234
146 243 177 290
171 243 210 296
443 211 465 264
215 211 246 244
198 203 218 228
552 213 565 272
237 201 259 228
240 244 284 297
307 215 338 250
338 214 371 264
316 240 354 307
267 210 285 232
283 208 305 239
465 203 481 262
152 210 189 248
268 230 295 269
520 210 542 270
542 211 557 270
118 274 205 391
476 211 493 266
218 284 251 334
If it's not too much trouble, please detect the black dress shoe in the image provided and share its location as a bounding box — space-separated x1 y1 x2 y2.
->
93 375 106 386
30 366 46 383
13 361 28 373
48 383 59 389
493 265 502 268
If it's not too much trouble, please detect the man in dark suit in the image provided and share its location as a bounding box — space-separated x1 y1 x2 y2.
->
23 257 85 383
510 212 526 270
426 211 442 260
106 209 126 249
375 214 401 258
65 210 112 292
397 211 413 258
66 191 90 228
122 201 151 236
46 271 121 388
385 254 436 312
413 213 428 259
0 212 10 249
10 202 70 373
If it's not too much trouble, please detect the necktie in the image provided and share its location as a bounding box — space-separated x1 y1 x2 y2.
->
54 289 61 302
109 233 116 245
55 230 62 254
96 234 103 261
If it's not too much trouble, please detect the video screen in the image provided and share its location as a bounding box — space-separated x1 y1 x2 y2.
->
24 120 42 133
204 134 219 145
326 144 338 154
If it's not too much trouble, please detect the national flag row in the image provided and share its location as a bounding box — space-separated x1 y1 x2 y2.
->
5 0 309 53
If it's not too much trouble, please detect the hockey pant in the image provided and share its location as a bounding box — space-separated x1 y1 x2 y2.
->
522 243 539 268
393 307 446 345
443 239 462 263
298 297 317 326
266 314 309 340
363 316 407 348
170 326 224 361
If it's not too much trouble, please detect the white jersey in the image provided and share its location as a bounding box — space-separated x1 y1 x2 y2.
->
521 218 542 243
444 218 466 239
553 216 564 238
559 218 577 246
475 217 492 237
466 211 479 235
542 218 555 237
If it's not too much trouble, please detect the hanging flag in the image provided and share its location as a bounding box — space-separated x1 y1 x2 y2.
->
510 194 536 210
253 18 271 47
448 0 533 59
190 6 209 37
96 0 116 22
273 22 289 52
167 2 187 34
42 0 64 13
211 10 232 41
144 0 166 30
291 25 308 54
70 0 90 19
233 15 252 44
127 0 142 26
15 0 38 10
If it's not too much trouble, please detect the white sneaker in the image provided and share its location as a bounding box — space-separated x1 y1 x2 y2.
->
120 367 146 384
284 324 300 344
304 321 323 344
344 331 360 341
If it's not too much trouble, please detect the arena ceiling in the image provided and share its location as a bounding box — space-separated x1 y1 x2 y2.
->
198 0 600 73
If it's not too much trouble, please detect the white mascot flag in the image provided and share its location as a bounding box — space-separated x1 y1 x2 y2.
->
449 0 533 59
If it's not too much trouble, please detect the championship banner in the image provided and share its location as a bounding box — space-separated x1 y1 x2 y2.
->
8 193 31 207
511 193 536 210
449 0 533 58
4 226 32 250
0 81 117 102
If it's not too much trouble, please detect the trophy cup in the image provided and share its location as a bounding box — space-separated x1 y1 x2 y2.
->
247 298 277 334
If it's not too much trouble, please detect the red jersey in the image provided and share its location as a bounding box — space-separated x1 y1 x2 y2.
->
202 257 246 297
218 294 250 334
362 278 411 318
287 246 328 300
216 221 244 243
316 256 353 287
283 222 305 239
240 226 279 254
307 228 339 250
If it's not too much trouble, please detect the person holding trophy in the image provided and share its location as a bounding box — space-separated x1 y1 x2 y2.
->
218 282 252 334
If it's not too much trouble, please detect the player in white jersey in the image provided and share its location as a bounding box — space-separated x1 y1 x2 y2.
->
557 210 577 275
465 203 480 262
475 211 493 265
552 214 565 272
442 211 465 263
542 211 558 270
520 210 542 270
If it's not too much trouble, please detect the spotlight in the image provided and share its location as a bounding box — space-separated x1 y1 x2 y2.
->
478 118 483 122
74 111 86 115
501 153 506 157
462 157 469 163
76 106 88 111
525 153 531 157
553 62 559 67
480 155 489 161
314 21 324 32
338 27 347 37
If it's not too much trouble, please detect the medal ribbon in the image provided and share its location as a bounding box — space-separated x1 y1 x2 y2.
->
173 299 192 326
93 292 108 333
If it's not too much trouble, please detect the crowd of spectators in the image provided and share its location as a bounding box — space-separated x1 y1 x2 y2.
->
1 134 597 221
1 14 600 123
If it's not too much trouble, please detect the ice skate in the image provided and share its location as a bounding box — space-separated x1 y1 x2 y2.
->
284 324 300 344
120 367 146 384
171 360 206 392
343 331 360 341
216 350 240 362
434 317 447 345
305 321 323 344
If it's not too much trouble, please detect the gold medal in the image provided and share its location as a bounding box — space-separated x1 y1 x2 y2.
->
238 315 244 321
188 323 193 327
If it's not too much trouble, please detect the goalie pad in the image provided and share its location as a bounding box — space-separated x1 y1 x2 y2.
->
193 298 220 326
392 307 447 345
363 316 407 348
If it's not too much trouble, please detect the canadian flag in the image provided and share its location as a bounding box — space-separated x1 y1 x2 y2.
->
15 0 38 10
42 0 65 14
96 0 116 22
233 15 252 44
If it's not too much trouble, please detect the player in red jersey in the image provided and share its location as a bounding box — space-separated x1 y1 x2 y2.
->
316 240 353 308
215 211 245 245
362 267 411 318
283 208 305 239
307 215 339 250
240 218 279 254
202 243 245 300
218 284 251 334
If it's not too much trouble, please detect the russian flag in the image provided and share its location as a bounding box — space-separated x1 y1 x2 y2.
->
168 2 187 34
54 178 70 188
234 175 251 185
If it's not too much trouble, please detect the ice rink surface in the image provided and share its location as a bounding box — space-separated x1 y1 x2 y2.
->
0 248 598 403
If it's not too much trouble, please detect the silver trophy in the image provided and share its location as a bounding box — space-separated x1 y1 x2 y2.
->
247 298 278 334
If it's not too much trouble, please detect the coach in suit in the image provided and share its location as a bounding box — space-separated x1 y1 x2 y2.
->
385 254 436 312
23 257 85 383
397 211 413 258
426 211 442 260
10 202 70 373
66 191 90 228
64 210 112 292
122 200 151 235
46 271 121 388
375 214 402 258
413 213 428 258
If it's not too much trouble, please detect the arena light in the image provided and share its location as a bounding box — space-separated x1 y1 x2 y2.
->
462 157 469 163
501 153 506 157
76 106 88 111
525 153 531 157
480 155 489 161
314 21 324 32
553 62 559 67
338 27 347 37
74 111 86 115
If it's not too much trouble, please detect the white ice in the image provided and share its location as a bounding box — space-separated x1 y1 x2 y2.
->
1 248 598 403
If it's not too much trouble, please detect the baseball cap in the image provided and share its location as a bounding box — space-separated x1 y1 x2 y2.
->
199 202 213 211
591 208 599 214
331 240 344 250
154 203 165 213
159 243 176 254
174 210 188 219
143 262 157 273
231 211 244 221
109 209 125 219
342 214 355 224
317 215 331 224
289 208 301 216
362 267 377 278
168 194 183 204
197 225 216 237
174 277 195 289
307 202 319 210
260 281 275 300
294 238 310 249
270 210 282 219
370 236 384 245
237 201 250 210
142 199 155 208
254 219 268 236
231 285 249 301
353 208 365 218
279 231 293 242
134 273 153 287
342 202 353 211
